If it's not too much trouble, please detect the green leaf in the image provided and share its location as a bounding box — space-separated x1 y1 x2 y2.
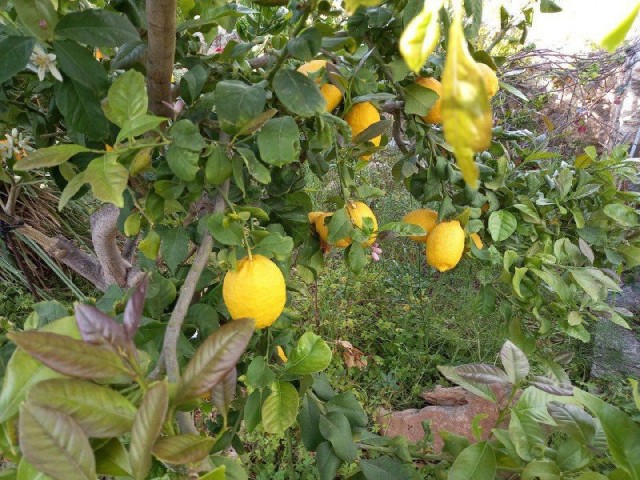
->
106 70 148 127
499 81 528 101
94 438 131 476
273 69 326 117
488 210 517 242
17 458 54 480
521 460 561 480
398 0 442 73
556 438 592 471
299 394 324 451
573 388 640 480
209 456 247 480
7 331 130 380
403 84 439 116
547 402 596 445
262 381 299 434
205 144 233 185
0 317 78 423
316 442 342 480
319 412 357 462
512 267 529 298
327 208 352 245
199 466 226 480
158 227 190 273
151 434 215 464
19 404 96 480
130 381 169 480
252 232 294 261
540 0 562 13
601 2 640 52
360 456 415 480
287 27 322 61
448 441 496 480
257 116 301 167
244 389 264 434
326 392 368 428
513 203 542 224
84 153 129 207
55 9 141 48
604 204 639 227
347 243 367 273
246 356 276 389
177 318 254 403
14 0 57 41
15 144 91 171
55 80 109 139
27 378 136 438
215 80 267 134
52 40 109 93
58 172 87 211
619 245 640 269
437 365 496 402
166 146 200 182
139 229 161 260
237 147 270 184
0 36 35 84
500 340 529 384
211 368 236 419
170 119 207 152
379 221 426 237
116 115 165 143
285 332 333 376
344 0 382 14
207 212 244 246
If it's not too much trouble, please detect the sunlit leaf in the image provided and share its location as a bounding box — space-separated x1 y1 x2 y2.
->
399 0 443 74
600 2 640 52
441 6 492 188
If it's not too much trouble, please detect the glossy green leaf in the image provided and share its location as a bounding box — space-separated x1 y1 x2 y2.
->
0 36 36 84
58 172 87 211
262 381 299 434
139 229 161 260
556 438 592 471
601 2 640 52
488 210 517 242
105 69 148 127
316 441 342 480
158 227 190 273
257 116 301 167
360 456 415 480
326 392 368 428
299 394 324 451
55 10 140 47
14 0 57 40
521 460 560 480
55 80 109 139
116 115 165 143
52 40 109 93
604 204 639 227
94 438 131 476
19 404 96 480
285 332 333 376
205 144 233 185
403 84 439 116
574 388 640 479
318 412 357 462
15 145 91 171
16 458 54 480
448 441 496 480
84 153 129 207
547 402 596 445
246 356 276 389
199 466 226 480
215 80 267 134
130 381 169 480
500 340 529 384
273 69 326 117
27 378 136 437
170 119 207 152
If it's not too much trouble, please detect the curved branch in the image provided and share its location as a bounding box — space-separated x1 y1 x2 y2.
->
91 205 130 287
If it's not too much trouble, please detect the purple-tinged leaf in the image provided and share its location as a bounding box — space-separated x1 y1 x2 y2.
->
124 275 148 340
211 368 237 418
7 331 131 380
152 434 215 465
130 380 169 480
28 378 136 438
177 319 254 403
19 403 96 480
500 340 529 384
530 375 574 396
455 363 510 385
74 303 126 349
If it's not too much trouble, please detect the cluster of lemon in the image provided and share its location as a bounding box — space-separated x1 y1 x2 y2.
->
297 59 499 159
219 61 498 330
402 209 483 272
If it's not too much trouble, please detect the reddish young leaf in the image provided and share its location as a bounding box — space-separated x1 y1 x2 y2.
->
124 275 148 340
74 303 126 349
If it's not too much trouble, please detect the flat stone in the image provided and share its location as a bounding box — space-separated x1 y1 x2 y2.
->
377 385 513 452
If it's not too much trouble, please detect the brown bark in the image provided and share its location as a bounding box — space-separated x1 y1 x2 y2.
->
90 205 130 287
146 0 177 117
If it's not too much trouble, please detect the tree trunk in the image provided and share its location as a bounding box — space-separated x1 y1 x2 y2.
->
146 0 177 117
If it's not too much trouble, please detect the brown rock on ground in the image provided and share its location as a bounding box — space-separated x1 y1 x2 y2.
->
377 384 514 452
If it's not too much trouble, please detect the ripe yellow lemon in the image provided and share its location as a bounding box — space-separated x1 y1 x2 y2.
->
402 209 438 243
222 254 286 329
477 63 499 98
297 60 343 112
314 202 378 247
415 77 442 124
344 102 381 161
470 232 484 249
346 201 378 246
426 220 465 272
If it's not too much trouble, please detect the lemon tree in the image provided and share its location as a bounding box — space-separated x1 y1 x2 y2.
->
0 0 639 478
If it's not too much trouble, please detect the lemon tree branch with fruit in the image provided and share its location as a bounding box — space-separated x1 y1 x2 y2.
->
1 0 640 478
